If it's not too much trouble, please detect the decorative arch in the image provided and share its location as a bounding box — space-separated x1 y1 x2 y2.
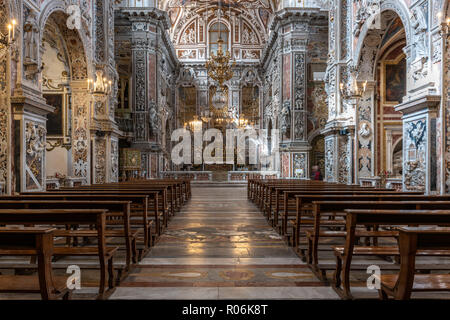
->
353 0 411 71
354 11 407 82
39 1 92 80
207 17 232 52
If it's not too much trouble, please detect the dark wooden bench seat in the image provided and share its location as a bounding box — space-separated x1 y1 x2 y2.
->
2 194 156 255
0 275 69 297
333 209 450 300
0 208 117 299
0 227 72 300
0 199 137 271
303 201 450 277
379 227 450 300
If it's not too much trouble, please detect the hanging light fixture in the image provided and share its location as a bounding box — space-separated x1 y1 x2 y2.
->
205 1 235 91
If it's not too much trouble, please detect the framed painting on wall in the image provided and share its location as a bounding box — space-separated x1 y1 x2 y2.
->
44 93 65 137
382 55 406 105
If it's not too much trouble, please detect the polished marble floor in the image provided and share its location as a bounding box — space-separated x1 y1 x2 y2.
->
2 184 449 299
110 185 339 299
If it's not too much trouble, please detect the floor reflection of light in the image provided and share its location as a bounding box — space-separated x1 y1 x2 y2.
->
186 242 206 255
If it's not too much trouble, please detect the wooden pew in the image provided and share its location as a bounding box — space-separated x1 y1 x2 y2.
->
0 200 136 273
332 209 450 300
9 193 157 252
265 185 383 225
379 227 450 300
0 227 72 300
279 189 413 234
49 188 168 232
291 194 449 249
280 190 414 238
306 201 450 280
0 208 117 299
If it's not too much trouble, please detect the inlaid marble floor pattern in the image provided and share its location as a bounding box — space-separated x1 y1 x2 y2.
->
111 185 339 299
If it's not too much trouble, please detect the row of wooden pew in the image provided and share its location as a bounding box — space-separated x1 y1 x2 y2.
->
0 179 191 300
248 178 450 300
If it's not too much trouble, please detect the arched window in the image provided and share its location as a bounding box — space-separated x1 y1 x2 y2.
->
209 22 229 56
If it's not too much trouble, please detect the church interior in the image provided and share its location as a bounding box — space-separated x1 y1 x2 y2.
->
1 0 450 302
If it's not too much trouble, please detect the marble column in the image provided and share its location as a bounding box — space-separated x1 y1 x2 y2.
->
396 96 440 193
127 11 158 178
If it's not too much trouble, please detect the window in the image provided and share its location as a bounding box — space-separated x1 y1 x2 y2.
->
209 22 229 56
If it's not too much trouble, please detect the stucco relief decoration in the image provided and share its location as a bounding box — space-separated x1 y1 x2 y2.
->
95 0 105 62
0 0 7 186
358 122 371 138
338 137 350 184
149 101 161 137
25 121 46 189
293 153 307 179
410 7 429 81
309 84 328 129
294 112 305 141
353 0 380 37
324 64 336 118
325 138 334 181
294 53 305 111
23 11 40 81
280 101 291 137
72 94 89 178
243 50 259 60
111 140 119 183
404 119 426 191
134 51 146 112
179 23 196 44
358 33 381 79
242 25 258 45
357 91 373 178
0 108 7 184
94 139 106 184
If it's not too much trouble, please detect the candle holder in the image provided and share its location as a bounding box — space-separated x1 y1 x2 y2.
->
0 19 17 52
87 72 112 96
340 78 367 100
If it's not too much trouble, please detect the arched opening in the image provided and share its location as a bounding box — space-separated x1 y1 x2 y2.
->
375 14 406 177
209 22 229 56
42 10 89 184
355 10 406 181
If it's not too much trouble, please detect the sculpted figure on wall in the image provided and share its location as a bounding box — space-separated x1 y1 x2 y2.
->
280 101 291 136
24 12 38 64
353 0 380 37
23 11 40 81
410 7 428 80
94 70 106 92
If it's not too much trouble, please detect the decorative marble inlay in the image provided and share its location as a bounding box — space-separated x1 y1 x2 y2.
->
219 270 255 281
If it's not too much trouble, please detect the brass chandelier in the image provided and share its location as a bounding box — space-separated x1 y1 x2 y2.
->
205 38 235 91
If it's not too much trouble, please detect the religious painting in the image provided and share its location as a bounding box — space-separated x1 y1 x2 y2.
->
383 57 406 104
44 93 64 136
